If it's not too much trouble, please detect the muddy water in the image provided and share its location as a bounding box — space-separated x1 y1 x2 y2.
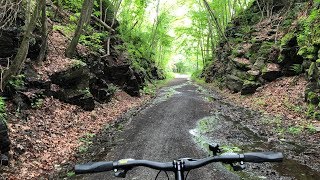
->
190 84 320 180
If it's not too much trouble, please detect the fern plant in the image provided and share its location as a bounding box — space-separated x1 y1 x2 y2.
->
0 97 7 124
290 64 303 74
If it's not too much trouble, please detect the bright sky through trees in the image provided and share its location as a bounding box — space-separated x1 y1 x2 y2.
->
117 0 253 74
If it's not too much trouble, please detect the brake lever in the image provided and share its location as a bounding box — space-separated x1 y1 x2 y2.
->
114 169 130 178
209 143 221 156
230 161 246 171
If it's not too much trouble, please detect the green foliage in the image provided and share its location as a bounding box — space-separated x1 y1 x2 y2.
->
281 33 295 47
69 13 81 23
31 99 44 109
290 64 303 74
255 98 267 107
142 85 156 96
0 97 7 124
197 116 218 133
108 84 119 95
9 75 25 90
307 104 317 118
221 145 242 153
0 97 6 113
78 133 95 153
306 124 317 134
307 92 318 101
72 60 87 68
313 111 320 120
118 6 174 74
308 62 319 81
191 69 203 79
240 25 252 35
287 125 303 135
296 6 320 61
67 171 76 177
175 61 187 73
59 0 84 12
53 24 77 36
79 32 108 51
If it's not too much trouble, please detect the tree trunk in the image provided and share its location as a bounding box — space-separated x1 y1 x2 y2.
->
65 0 95 58
37 0 48 64
149 0 161 58
196 41 199 70
111 0 122 27
100 0 103 31
1 1 41 90
202 0 230 48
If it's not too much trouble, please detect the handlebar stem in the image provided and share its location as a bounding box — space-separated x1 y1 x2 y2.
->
174 160 185 180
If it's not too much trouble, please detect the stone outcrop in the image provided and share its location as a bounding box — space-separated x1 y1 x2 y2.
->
49 60 95 111
261 63 282 81
203 0 320 119
84 52 142 97
226 75 243 93
0 28 42 61
203 0 311 96
0 119 10 166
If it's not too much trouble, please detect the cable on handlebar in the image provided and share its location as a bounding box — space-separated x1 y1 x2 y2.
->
155 170 169 180
184 171 191 179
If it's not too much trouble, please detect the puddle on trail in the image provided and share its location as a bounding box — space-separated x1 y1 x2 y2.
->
189 113 320 180
274 159 320 180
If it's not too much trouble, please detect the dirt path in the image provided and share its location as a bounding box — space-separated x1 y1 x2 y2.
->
74 78 238 180
71 77 320 180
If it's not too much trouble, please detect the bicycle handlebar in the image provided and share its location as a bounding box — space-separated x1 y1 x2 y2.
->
75 152 283 174
243 152 283 163
75 161 114 174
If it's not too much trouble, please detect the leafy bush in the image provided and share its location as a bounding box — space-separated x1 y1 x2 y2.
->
142 85 156 96
9 75 25 90
69 13 81 23
296 6 320 52
280 32 295 47
53 24 77 37
59 0 84 12
191 69 203 79
79 32 107 51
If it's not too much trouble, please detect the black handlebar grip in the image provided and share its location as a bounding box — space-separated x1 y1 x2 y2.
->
75 161 114 174
243 152 283 163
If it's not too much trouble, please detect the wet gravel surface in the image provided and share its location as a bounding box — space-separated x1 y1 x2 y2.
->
74 78 239 180
70 78 320 180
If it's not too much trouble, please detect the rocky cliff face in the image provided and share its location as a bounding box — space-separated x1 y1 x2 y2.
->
203 0 320 119
0 6 165 161
0 15 163 110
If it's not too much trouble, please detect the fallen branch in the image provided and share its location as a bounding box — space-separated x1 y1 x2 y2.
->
48 3 70 23
91 15 115 32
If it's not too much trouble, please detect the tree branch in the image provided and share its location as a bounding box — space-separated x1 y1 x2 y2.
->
91 14 115 32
